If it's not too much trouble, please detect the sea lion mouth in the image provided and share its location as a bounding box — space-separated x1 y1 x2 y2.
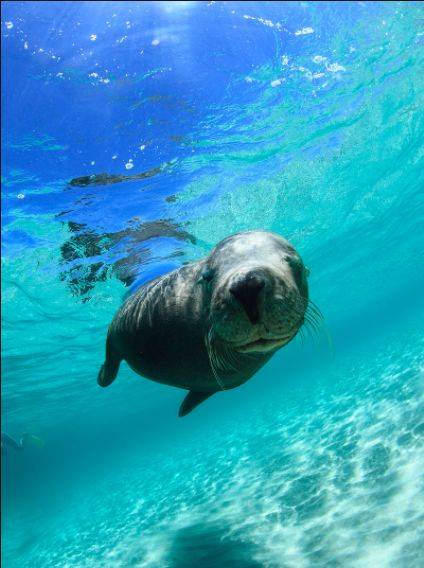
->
235 335 292 353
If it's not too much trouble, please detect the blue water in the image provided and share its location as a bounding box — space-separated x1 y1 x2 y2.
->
2 2 424 566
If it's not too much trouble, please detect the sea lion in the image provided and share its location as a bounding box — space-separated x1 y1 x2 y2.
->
1 432 44 454
98 230 310 417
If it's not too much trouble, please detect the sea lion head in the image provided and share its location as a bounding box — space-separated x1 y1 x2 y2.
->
201 231 309 354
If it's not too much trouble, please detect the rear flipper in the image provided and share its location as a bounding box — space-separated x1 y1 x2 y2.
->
98 336 122 387
178 391 215 417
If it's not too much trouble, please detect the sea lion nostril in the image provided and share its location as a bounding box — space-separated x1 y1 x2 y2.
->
229 273 265 324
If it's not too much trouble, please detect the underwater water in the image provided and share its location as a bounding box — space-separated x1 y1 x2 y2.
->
2 1 424 566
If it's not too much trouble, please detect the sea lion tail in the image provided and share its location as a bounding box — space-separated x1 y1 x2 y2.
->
98 336 121 387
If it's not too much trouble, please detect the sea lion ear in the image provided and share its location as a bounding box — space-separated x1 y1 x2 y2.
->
304 266 310 277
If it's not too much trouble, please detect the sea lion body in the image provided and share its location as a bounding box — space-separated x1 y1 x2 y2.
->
98 230 309 416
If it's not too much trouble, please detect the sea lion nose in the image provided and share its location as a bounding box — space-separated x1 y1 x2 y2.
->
230 271 265 324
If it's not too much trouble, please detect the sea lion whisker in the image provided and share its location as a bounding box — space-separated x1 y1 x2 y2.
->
205 328 227 390
303 323 316 345
307 320 322 343
303 320 317 342
306 309 321 326
223 344 243 373
211 330 240 375
306 304 322 322
305 303 324 327
305 313 321 332
319 319 334 358
303 312 334 357
296 327 304 347
308 299 324 320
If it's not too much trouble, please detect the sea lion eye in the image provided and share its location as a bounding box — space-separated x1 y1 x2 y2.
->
285 256 308 288
201 268 214 283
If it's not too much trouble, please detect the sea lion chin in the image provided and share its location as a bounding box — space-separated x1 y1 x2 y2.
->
98 230 310 417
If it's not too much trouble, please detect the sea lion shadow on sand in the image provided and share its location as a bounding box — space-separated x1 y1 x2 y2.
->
166 522 262 568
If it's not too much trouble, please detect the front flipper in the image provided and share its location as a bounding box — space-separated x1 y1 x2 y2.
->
97 336 122 387
178 391 215 417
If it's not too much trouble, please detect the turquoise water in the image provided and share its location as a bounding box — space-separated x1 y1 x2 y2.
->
2 2 424 566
